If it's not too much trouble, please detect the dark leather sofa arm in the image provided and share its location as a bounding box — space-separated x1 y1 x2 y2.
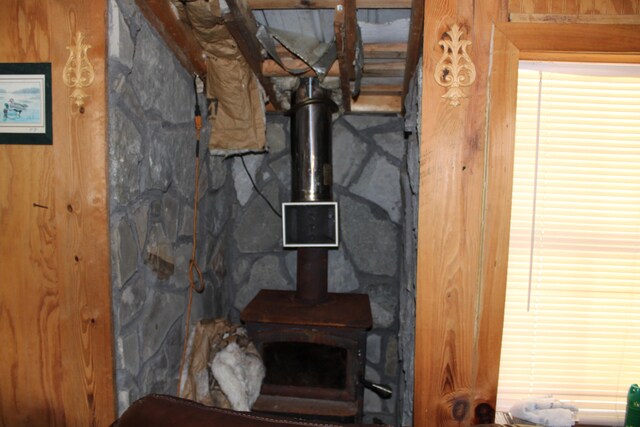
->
111 394 382 427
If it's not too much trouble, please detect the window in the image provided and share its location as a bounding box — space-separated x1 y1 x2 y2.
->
497 62 640 426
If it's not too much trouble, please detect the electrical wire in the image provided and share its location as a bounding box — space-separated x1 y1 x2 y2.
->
240 155 281 218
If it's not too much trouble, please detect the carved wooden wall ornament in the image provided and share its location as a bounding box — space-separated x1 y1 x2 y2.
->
434 24 477 106
63 32 95 111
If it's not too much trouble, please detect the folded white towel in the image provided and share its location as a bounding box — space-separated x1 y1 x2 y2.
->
510 396 578 427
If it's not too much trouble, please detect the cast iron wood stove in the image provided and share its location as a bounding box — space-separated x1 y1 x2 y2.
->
240 78 375 423
241 290 371 421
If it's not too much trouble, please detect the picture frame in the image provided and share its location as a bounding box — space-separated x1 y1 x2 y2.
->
0 63 52 145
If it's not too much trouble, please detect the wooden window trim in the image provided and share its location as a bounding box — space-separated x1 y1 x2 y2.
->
414 22 640 427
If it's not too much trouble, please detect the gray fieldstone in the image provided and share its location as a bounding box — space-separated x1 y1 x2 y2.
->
170 243 193 290
231 257 251 284
234 255 293 310
141 292 184 360
121 330 140 375
178 205 194 237
162 193 179 242
366 334 382 364
407 134 420 196
143 130 174 193
374 131 406 161
109 0 135 69
367 282 398 329
207 155 227 190
327 249 359 293
114 217 138 288
350 153 402 223
269 154 291 192
363 365 383 412
109 107 142 205
385 336 398 377
140 352 171 394
332 122 368 187
113 77 146 122
130 24 192 124
132 203 149 250
232 154 263 206
119 273 147 326
233 180 282 253
172 137 198 201
346 115 399 132
370 300 394 328
144 223 174 280
340 196 398 276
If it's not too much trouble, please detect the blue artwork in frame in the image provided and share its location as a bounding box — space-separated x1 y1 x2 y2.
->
0 63 52 145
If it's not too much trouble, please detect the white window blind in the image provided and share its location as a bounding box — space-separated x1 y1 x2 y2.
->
496 63 640 427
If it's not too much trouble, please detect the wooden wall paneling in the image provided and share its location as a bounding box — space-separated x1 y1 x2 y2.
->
0 0 115 425
0 1 65 424
471 26 519 424
414 1 508 426
415 11 640 426
51 1 116 425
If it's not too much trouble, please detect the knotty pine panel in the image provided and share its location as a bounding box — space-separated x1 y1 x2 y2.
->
414 1 509 426
0 0 115 426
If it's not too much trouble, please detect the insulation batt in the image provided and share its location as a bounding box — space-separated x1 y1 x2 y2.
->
171 0 266 155
210 342 265 411
178 319 265 411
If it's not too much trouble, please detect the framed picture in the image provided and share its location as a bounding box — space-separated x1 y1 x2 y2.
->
0 63 52 145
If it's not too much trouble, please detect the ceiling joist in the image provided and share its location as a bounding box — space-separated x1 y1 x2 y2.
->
401 0 424 114
134 0 206 76
223 0 286 110
132 0 423 114
333 0 357 112
248 0 411 9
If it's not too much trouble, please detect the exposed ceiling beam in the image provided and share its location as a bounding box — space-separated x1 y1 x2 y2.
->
351 93 401 113
262 57 403 77
333 0 356 112
274 43 406 60
363 43 407 59
248 0 411 9
134 0 207 77
222 0 285 110
401 0 424 114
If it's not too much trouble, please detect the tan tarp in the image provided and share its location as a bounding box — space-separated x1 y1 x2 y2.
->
173 0 266 155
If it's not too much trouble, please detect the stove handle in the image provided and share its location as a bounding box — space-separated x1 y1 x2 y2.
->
361 378 393 399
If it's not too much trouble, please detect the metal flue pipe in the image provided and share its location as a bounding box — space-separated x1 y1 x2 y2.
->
289 77 337 304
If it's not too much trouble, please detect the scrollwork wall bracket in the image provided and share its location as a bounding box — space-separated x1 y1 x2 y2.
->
63 32 95 112
434 24 476 107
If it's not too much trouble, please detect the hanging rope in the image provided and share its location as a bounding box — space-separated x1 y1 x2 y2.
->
178 75 205 395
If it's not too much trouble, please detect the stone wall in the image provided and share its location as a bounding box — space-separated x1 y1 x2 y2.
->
108 0 418 423
223 113 418 426
108 0 228 413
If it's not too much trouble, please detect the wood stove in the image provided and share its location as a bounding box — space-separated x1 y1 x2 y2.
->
241 290 371 422
240 78 377 422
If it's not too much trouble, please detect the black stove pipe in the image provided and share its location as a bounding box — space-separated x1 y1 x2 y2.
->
289 77 337 304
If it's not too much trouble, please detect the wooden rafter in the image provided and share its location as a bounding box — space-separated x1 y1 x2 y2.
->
262 57 403 77
333 0 357 112
223 0 285 110
134 0 206 77
248 0 411 9
274 42 406 60
401 0 425 114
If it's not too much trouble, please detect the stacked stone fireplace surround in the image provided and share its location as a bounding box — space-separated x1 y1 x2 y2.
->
107 0 419 425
